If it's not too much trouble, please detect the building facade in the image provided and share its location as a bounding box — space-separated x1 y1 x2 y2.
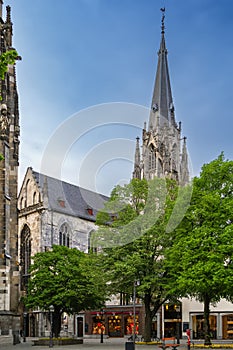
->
18 167 108 337
0 1 20 337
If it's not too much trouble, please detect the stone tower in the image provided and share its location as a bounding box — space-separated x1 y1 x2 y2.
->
133 9 189 185
0 1 20 336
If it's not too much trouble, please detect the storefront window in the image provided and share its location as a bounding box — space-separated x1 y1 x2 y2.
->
222 314 233 339
92 316 105 335
124 315 139 335
192 315 216 339
108 315 122 337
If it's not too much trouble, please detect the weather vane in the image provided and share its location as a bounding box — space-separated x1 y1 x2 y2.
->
160 7 165 33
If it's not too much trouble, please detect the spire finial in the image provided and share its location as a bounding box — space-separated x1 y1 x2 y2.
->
160 7 165 34
6 5 11 23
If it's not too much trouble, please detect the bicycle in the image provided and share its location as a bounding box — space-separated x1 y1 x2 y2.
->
128 334 140 342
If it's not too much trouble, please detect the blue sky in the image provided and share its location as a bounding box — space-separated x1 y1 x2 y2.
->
5 0 233 195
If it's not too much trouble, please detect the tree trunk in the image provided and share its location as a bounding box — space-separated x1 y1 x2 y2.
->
53 308 62 338
143 293 152 342
203 294 211 345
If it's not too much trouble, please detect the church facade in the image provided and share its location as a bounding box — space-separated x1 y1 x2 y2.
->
0 2 20 338
18 167 109 337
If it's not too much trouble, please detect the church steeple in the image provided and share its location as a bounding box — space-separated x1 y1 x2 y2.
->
133 8 189 185
180 137 189 186
133 136 141 179
149 8 175 130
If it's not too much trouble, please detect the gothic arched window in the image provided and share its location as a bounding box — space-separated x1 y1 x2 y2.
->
59 223 70 247
20 224 31 291
149 148 156 170
25 179 30 207
33 191 37 205
20 197 24 209
88 230 97 254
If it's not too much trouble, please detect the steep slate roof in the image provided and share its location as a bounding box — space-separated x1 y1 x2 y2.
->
32 170 109 222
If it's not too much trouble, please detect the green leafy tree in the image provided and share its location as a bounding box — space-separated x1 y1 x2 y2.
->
94 177 189 341
166 154 233 345
25 245 108 337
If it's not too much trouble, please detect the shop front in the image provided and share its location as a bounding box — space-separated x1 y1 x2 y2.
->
108 314 122 337
85 306 143 337
192 314 217 339
191 313 233 340
222 314 233 339
163 303 182 339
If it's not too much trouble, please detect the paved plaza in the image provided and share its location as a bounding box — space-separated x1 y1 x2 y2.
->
0 337 188 350
2 337 233 350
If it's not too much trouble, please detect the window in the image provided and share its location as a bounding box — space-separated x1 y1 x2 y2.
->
58 199 65 208
20 225 31 291
59 223 70 247
87 207 93 216
149 149 156 170
88 230 97 253
33 192 37 205
25 179 30 207
20 197 24 209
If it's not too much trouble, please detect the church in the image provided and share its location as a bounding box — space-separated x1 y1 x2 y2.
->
1 1 233 343
18 167 108 337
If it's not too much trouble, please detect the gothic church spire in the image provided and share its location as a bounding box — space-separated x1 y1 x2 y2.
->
149 8 175 130
133 8 189 185
133 136 141 179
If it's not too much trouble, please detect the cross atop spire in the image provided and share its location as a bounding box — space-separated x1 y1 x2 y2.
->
160 7 165 34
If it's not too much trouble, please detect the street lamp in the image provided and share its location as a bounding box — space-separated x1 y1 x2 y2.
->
175 305 181 344
133 280 140 344
49 305 54 348
23 312 27 342
100 309 105 343
22 273 30 343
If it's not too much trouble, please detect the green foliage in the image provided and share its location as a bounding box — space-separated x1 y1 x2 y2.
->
0 154 3 161
94 177 170 248
0 50 18 101
166 154 233 344
25 245 108 337
0 49 18 80
96 178 148 226
95 177 183 341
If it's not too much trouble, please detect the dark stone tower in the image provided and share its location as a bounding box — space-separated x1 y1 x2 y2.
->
133 9 189 185
0 1 20 336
